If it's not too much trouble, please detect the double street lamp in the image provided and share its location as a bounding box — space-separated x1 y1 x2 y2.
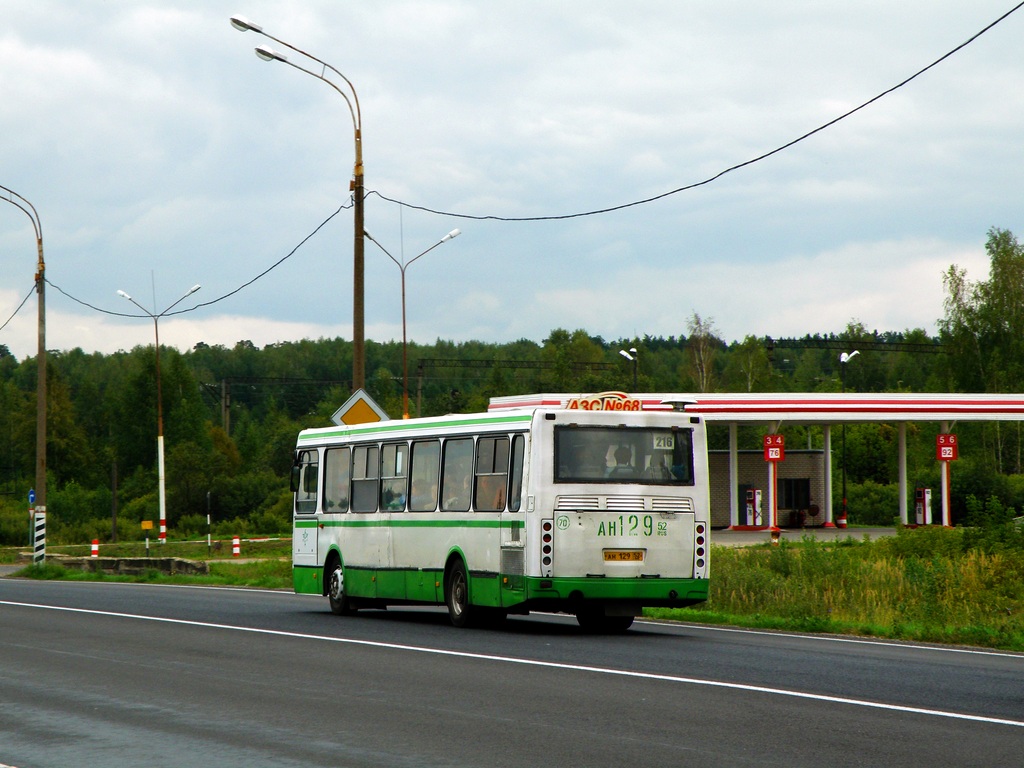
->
230 15 367 392
0 185 46 522
118 284 201 544
364 229 462 418
619 347 638 390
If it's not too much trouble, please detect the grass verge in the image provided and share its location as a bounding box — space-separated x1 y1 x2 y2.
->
646 528 1024 651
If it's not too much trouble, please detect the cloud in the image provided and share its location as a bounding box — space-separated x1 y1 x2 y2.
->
1 1 1022 362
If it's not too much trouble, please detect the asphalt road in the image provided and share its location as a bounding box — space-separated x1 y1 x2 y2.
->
0 578 1021 767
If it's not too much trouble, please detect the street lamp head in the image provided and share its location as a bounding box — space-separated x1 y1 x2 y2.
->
187 284 202 295
230 15 262 33
840 350 860 364
619 349 634 361
117 290 132 300
255 44 287 63
441 228 461 242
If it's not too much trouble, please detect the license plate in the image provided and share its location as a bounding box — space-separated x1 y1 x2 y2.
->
603 550 644 562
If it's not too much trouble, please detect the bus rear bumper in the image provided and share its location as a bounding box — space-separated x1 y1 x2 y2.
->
521 575 708 611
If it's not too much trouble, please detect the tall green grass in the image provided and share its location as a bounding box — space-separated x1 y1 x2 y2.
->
649 526 1024 650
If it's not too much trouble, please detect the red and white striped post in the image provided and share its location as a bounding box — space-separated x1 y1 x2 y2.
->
91 539 99 558
232 536 240 557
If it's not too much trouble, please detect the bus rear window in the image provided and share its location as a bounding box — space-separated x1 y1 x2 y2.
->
554 425 694 485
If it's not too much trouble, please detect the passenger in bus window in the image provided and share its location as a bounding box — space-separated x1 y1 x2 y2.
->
411 478 438 511
607 446 633 478
444 474 471 511
476 475 506 511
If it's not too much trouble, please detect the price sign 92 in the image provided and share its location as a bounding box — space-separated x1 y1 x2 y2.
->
936 433 958 461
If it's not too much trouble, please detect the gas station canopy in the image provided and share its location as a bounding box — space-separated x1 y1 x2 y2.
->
490 392 1024 528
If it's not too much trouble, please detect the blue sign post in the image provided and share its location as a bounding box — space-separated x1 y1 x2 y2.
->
28 488 35 550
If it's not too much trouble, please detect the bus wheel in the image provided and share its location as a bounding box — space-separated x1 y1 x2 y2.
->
327 558 356 616
576 609 633 633
445 560 475 628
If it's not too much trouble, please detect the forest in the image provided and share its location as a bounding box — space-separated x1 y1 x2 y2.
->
1 227 1022 545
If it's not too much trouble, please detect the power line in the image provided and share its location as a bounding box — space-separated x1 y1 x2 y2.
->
45 202 349 319
369 2 1024 222
768 337 943 356
0 283 36 333
32 3 1024 325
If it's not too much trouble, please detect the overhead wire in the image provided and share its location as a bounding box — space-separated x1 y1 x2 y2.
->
46 202 349 318
0 283 37 333
369 1 1024 222
21 2 1024 320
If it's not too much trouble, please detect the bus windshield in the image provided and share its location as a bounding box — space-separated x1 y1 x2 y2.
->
554 425 694 485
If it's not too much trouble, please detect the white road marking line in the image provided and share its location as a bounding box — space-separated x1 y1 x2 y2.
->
639 618 1024 659
2 599 1023 729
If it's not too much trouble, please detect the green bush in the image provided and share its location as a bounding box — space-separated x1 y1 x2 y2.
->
0 500 30 547
845 480 899 525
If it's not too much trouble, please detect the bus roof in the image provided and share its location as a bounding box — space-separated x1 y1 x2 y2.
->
297 410 537 444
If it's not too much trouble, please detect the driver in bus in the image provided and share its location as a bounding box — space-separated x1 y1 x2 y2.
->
607 445 633 478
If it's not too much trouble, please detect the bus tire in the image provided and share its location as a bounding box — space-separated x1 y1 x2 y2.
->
327 557 356 616
445 559 475 628
576 609 634 634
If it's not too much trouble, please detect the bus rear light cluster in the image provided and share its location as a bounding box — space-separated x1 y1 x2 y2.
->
541 520 553 566
695 523 706 569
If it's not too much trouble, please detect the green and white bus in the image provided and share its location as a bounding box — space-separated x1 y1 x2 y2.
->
291 397 710 631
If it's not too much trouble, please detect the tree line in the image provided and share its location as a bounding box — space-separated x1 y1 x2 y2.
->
1 227 1021 544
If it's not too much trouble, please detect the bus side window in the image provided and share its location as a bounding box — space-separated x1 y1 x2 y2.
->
381 442 409 512
323 447 350 513
509 434 525 512
351 444 379 512
294 449 319 514
409 440 440 512
441 438 473 512
475 436 509 512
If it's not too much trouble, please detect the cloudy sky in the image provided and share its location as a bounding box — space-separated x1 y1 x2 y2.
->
1 1 1022 361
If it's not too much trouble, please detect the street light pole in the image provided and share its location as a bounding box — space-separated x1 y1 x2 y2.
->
839 350 859 527
230 16 366 391
619 347 638 390
118 284 201 544
364 229 461 418
0 185 46 522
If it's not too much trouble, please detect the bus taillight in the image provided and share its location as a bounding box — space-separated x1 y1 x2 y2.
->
542 520 553 567
695 523 707 569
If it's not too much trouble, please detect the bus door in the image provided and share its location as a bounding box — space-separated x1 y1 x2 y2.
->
292 449 319 568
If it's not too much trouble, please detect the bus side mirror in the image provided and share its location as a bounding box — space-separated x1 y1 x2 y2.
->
290 464 301 493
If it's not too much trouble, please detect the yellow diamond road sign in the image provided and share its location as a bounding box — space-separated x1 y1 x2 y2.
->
331 389 390 426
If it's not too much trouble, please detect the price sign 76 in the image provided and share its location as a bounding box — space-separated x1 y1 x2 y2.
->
763 434 785 462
